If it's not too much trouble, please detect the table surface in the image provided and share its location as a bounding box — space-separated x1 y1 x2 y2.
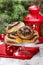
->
0 41 43 65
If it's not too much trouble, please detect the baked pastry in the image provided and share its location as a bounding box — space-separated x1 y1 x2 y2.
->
5 32 23 44
17 26 33 39
6 21 25 33
23 30 39 43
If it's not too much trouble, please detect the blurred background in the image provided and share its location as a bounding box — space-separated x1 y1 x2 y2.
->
0 0 43 33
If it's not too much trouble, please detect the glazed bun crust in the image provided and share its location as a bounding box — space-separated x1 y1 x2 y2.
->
17 26 33 39
23 30 39 43
5 33 23 44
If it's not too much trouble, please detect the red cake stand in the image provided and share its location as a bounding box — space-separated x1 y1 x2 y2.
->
0 43 39 60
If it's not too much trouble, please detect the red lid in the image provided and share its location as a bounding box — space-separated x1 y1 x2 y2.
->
28 5 40 14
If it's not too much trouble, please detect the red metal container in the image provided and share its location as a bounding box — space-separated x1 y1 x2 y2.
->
24 5 43 43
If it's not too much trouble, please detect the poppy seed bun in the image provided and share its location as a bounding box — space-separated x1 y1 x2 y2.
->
6 21 25 33
5 33 23 44
23 30 39 43
17 26 33 39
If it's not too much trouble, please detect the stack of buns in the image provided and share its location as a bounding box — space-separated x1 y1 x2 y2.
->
5 21 39 44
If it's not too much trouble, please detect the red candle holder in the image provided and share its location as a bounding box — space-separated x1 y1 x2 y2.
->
24 5 43 43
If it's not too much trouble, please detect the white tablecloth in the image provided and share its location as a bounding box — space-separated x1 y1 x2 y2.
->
0 41 43 65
